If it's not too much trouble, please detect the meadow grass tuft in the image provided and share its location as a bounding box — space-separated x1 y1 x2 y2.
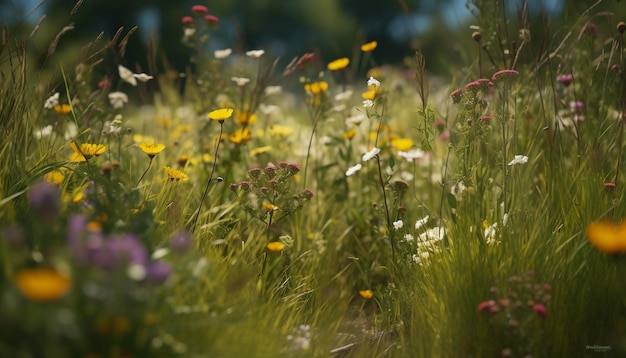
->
1 1 626 357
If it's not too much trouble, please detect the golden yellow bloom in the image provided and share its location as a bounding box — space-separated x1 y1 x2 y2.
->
360 41 378 52
304 81 329 95
343 129 357 140
267 241 285 252
15 267 72 302
235 111 258 126
133 134 156 143
586 220 626 254
263 202 278 211
269 125 294 137
70 141 107 161
138 142 166 158
229 128 252 145
361 89 377 101
327 57 350 71
53 104 72 115
250 145 272 157
391 138 414 152
44 171 64 185
359 289 374 300
208 108 234 122
164 166 188 181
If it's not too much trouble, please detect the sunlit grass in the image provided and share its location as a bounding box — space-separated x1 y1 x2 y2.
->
1 1 626 357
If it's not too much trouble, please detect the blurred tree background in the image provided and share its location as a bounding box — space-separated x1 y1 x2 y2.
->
1 0 625 78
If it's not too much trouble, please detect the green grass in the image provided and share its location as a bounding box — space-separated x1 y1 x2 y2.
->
1 1 626 357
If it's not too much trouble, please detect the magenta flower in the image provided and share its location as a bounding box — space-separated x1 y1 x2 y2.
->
478 300 496 312
532 303 547 318
181 16 194 26
556 74 573 86
203 14 219 27
491 69 519 82
450 88 463 103
191 5 208 15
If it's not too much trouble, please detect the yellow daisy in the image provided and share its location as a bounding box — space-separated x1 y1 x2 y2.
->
138 142 166 158
327 57 350 71
208 108 234 122
360 41 378 52
164 166 188 181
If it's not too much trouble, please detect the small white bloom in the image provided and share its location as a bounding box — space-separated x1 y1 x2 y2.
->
334 90 353 101
508 155 528 166
332 104 346 112
419 227 445 242
34 125 53 139
151 248 170 260
184 27 196 37
118 64 137 86
133 73 153 82
393 220 404 229
367 76 380 87
246 49 265 58
346 114 366 126
362 147 380 162
214 48 232 59
398 148 425 161
64 122 78 140
44 92 60 109
259 103 279 115
404 234 414 242
363 99 374 108
108 91 129 109
502 213 509 227
484 222 499 245
345 163 362 177
231 76 251 86
415 215 430 230
264 86 282 95
127 264 147 281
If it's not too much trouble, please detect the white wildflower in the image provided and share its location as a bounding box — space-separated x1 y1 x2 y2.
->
332 104 346 112
334 90 353 101
108 91 128 109
398 148 425 161
362 147 380 162
346 114 366 126
502 213 509 227
34 125 53 139
345 163 362 177
393 220 404 229
151 248 170 260
363 99 374 108
367 76 380 87
264 86 282 95
418 227 445 242
404 234 414 242
127 263 147 281
231 77 251 86
118 65 137 86
133 73 153 82
507 155 528 166
415 215 430 230
44 92 60 109
214 48 232 59
484 222 499 245
259 103 280 115
64 122 78 140
184 27 196 37
246 49 265 58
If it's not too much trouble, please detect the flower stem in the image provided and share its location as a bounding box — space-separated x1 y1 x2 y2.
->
191 122 224 232
135 158 153 187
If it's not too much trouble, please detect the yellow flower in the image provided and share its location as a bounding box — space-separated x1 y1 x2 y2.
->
229 128 252 145
44 171 64 185
70 141 107 161
343 129 357 140
53 104 72 115
250 146 272 157
178 154 189 167
391 138 414 152
133 134 156 143
235 111 258 126
263 202 278 211
586 220 626 254
269 125 294 137
138 142 166 158
164 166 188 181
327 57 350 71
304 81 329 95
267 241 285 252
15 267 72 302
208 108 234 122
360 41 378 52
361 89 377 101
359 289 374 300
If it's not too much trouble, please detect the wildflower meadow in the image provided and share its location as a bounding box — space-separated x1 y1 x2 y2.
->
2 1 626 357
